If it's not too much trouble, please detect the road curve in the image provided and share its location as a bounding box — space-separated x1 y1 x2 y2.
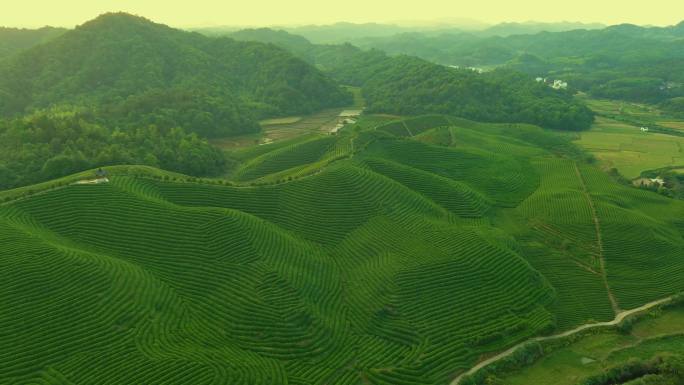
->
449 296 674 385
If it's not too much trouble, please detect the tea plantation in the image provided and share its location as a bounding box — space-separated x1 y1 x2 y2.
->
1 116 683 384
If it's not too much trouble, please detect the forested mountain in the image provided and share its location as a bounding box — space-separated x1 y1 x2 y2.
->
230 28 594 130
0 13 352 189
0 26 66 60
348 22 684 106
0 13 351 136
362 57 594 131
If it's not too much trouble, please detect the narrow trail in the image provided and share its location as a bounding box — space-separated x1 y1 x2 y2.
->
573 162 620 314
403 121 414 137
449 296 674 385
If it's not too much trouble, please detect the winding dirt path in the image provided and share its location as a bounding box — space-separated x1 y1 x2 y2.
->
449 296 674 385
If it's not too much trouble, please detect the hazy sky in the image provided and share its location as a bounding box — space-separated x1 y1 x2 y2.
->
2 0 683 28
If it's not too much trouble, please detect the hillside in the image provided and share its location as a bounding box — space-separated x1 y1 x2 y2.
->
349 22 684 105
2 115 683 384
0 13 351 136
0 26 66 60
228 28 595 131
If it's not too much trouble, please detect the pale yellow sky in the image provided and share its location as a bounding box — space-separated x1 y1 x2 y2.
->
2 0 683 28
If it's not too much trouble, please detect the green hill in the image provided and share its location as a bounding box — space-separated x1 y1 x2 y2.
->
0 13 351 136
2 115 683 384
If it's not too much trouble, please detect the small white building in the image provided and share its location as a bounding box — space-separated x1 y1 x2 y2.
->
650 177 665 186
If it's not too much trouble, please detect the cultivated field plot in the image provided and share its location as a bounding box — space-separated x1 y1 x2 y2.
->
574 117 684 179
212 108 349 150
2 115 684 385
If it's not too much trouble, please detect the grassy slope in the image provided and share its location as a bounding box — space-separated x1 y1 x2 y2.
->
1 115 683 385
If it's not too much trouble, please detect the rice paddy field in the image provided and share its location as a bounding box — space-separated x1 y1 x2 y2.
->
2 115 684 384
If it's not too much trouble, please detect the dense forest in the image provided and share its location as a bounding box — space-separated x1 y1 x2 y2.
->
0 107 225 189
0 13 352 135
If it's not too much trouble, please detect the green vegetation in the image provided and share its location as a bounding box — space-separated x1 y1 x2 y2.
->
0 26 65 59
0 14 603 192
2 114 683 384
227 28 595 131
0 13 356 189
363 59 594 131
2 13 684 385
573 116 684 179
348 22 684 107
486 304 684 385
0 107 225 189
0 13 351 125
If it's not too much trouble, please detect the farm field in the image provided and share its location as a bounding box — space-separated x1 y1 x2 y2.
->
211 108 346 151
213 87 366 152
581 97 684 128
2 115 684 385
573 116 684 179
498 304 684 385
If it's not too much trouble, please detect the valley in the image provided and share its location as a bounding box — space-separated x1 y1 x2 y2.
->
1 9 683 385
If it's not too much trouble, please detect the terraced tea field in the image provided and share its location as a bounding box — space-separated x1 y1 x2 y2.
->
2 115 684 385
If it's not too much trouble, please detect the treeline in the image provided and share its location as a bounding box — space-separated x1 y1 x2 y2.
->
0 107 225 189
